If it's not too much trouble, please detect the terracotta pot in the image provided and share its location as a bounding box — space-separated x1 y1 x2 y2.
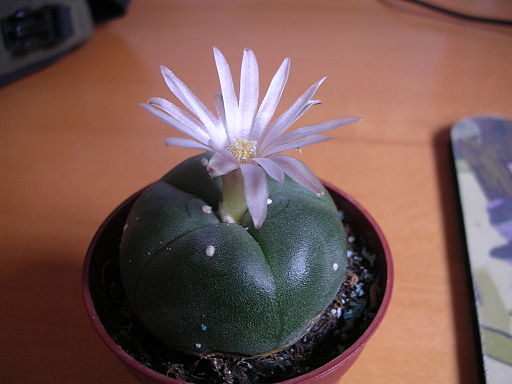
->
82 182 393 384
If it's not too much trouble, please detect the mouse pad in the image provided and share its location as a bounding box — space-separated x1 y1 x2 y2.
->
451 116 512 383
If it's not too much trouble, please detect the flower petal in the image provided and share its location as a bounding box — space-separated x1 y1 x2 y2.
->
238 49 259 139
270 155 324 195
293 99 322 122
160 65 219 138
275 117 361 147
165 137 212 151
214 93 227 128
207 150 239 177
263 135 332 157
147 97 204 131
141 103 210 144
252 157 285 182
259 77 326 150
258 99 322 154
239 163 268 228
214 93 229 147
213 47 238 140
251 57 290 140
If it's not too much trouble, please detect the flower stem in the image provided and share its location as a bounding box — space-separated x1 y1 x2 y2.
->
219 169 247 223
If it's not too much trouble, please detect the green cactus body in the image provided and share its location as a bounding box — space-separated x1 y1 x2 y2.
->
119 155 347 356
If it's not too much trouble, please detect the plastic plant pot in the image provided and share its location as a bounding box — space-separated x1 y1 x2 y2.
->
82 181 393 384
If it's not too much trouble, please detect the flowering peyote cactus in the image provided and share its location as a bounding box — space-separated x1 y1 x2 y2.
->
119 48 360 356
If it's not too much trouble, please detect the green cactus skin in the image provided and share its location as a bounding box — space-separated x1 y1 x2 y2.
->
119 155 347 356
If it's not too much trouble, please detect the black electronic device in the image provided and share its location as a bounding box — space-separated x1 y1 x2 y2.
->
0 0 130 86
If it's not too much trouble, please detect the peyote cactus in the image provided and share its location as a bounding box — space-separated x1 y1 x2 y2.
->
119 48 360 356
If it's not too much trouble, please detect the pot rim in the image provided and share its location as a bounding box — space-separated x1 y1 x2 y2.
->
82 181 393 384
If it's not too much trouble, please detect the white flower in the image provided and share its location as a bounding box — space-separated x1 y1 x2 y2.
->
142 47 360 228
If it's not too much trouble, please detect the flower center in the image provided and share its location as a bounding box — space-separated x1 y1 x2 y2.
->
227 138 257 163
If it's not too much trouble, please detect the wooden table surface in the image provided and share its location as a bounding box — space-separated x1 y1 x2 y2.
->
2 0 512 383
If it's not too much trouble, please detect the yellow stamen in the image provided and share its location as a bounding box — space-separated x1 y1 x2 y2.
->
227 138 257 163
